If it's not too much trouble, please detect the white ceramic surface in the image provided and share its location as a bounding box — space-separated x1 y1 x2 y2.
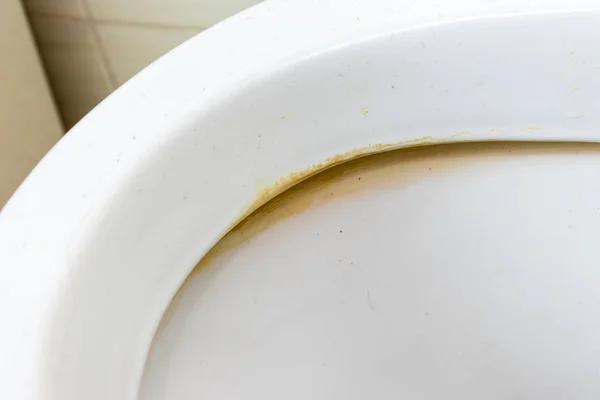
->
2 1 600 399
141 143 600 399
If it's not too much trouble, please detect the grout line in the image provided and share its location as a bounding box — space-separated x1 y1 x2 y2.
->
79 0 119 89
27 10 206 31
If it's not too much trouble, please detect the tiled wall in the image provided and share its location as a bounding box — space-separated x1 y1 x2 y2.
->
23 0 262 129
1 0 62 208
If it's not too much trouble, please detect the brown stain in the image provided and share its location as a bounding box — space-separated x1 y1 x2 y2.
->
155 141 600 338
240 132 473 224
192 140 600 280
195 139 435 270
194 141 600 276
194 135 483 272
145 141 600 344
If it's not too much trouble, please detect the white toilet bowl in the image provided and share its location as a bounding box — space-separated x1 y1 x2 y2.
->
2 1 600 399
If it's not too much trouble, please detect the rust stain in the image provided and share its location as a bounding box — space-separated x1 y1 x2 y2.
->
238 132 476 226
242 138 430 222
198 135 466 269
189 141 600 280
196 131 497 271
196 138 453 269
161 141 600 333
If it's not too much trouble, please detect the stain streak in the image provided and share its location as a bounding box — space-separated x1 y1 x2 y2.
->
240 132 472 224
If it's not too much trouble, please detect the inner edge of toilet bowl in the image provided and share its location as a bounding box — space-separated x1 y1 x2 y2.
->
148 139 600 341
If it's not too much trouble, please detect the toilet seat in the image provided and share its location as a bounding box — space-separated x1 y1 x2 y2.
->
2 1 600 399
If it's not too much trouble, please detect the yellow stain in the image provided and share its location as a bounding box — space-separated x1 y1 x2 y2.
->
274 112 294 124
238 132 478 224
451 131 471 138
519 126 541 132
193 141 597 276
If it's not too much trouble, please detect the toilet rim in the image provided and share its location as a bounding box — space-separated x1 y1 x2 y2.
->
2 0 600 399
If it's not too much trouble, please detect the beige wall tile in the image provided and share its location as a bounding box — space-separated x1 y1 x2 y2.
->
25 0 263 131
29 16 114 128
30 14 95 44
86 0 261 28
23 0 86 18
96 23 200 86
0 0 63 208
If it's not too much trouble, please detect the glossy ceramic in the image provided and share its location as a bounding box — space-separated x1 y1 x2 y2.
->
1 1 600 399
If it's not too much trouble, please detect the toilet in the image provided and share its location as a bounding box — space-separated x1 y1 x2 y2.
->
2 0 600 399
